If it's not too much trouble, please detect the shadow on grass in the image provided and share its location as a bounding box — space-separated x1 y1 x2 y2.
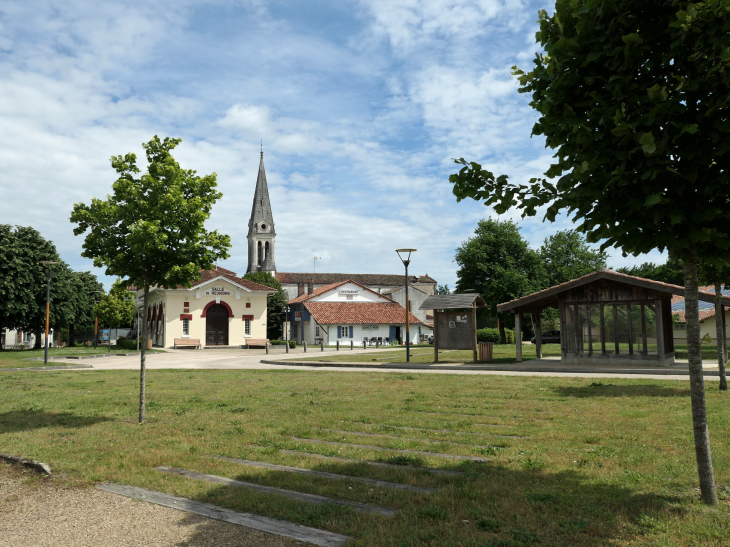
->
555 383 691 398
0 409 112 433
166 456 690 547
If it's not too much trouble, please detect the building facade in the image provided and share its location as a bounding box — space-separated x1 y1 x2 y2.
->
286 280 422 346
276 272 437 301
137 266 274 348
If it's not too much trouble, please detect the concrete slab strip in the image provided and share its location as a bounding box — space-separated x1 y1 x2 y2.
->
0 364 93 372
97 483 350 547
210 455 437 493
292 438 490 463
155 466 394 517
321 428 521 443
280 450 462 476
0 453 52 475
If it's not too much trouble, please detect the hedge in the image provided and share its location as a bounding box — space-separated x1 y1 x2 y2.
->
475 328 515 345
270 340 296 348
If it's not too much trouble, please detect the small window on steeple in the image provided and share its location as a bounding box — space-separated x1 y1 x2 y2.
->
260 223 267 230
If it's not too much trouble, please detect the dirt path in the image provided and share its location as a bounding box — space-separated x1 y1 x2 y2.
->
0 467 305 547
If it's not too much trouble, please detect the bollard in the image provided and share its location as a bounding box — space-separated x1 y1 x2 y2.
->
286 342 289 353
376 340 379 348
265 343 269 354
320 342 324 352
350 340 353 350
363 341 366 349
336 341 340 351
303 341 307 353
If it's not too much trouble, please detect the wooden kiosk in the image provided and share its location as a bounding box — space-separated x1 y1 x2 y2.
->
420 294 487 362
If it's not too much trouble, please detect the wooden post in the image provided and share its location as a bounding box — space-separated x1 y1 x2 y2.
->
471 306 478 362
655 299 665 358
533 312 542 359
627 303 633 356
599 303 606 355
515 310 522 362
574 304 581 355
723 305 727 362
613 304 619 354
434 309 439 363
559 302 566 359
586 306 593 356
641 304 648 355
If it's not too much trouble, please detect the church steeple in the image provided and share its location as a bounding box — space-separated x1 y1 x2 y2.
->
246 149 277 275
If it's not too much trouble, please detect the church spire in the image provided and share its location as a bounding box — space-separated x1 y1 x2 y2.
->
246 148 276 274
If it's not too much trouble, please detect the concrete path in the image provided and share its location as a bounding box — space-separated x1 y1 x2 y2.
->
31 347 724 381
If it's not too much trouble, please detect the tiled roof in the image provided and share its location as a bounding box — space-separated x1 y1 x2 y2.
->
417 275 438 283
671 284 730 317
497 270 730 312
304 301 422 325
276 272 435 286
382 285 427 296
287 280 395 305
672 309 716 323
166 267 276 292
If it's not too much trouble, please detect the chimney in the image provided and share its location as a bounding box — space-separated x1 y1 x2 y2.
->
298 283 305 296
308 282 314 295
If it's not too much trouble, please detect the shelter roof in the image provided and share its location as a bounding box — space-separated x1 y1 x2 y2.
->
419 293 487 310
496 270 730 313
304 301 422 325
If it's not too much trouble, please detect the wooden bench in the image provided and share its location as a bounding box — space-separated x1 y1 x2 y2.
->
174 338 201 349
243 339 269 348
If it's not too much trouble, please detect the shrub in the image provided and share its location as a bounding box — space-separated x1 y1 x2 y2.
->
505 329 515 344
477 328 500 344
270 340 296 348
119 339 138 351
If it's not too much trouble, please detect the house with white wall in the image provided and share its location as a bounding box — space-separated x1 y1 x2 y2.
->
671 285 729 345
286 280 422 346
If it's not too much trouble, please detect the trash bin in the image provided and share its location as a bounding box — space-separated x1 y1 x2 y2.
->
478 342 493 362
146 339 153 350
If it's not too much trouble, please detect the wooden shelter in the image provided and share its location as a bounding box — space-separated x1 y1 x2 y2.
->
497 270 730 366
420 294 487 362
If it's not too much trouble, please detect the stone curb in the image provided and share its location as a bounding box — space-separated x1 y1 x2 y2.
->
260 359 721 376
23 353 145 361
0 453 52 475
0 364 94 372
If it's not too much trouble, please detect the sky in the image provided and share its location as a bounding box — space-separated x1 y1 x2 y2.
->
0 0 667 290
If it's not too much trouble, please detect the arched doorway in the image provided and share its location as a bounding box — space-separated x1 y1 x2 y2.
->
205 304 229 346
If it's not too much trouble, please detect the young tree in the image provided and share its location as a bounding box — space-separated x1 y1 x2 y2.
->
450 1 730 504
539 230 607 287
455 219 544 342
94 279 136 353
71 136 231 423
243 272 287 340
68 271 104 346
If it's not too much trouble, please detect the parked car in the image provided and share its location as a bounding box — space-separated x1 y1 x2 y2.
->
530 330 561 344
428 334 434 345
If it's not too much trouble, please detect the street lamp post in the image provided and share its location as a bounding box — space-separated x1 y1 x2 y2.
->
39 261 59 365
285 305 291 346
395 249 417 363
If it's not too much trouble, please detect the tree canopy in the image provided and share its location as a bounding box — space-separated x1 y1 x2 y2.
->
539 230 607 287
71 135 231 423
95 279 135 330
243 271 287 340
616 255 685 286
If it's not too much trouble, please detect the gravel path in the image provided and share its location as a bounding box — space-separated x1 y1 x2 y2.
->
0 468 307 547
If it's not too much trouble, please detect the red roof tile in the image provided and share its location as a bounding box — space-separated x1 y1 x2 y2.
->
165 268 275 292
304 302 422 325
672 309 717 323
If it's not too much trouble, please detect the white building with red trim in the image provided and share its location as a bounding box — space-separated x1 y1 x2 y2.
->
287 280 422 346
138 266 275 348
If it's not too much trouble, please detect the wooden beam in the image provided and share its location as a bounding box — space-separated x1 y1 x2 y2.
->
641 303 648 355
586 305 593 356
533 312 542 359
559 302 566 359
472 306 478 363
723 305 728 363
433 309 439 363
515 311 522 362
627 303 634 356
600 303 606 355
656 299 665 357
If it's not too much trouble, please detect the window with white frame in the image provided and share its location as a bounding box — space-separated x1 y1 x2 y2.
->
315 326 320 337
341 326 350 338
182 319 190 336
245 318 251 335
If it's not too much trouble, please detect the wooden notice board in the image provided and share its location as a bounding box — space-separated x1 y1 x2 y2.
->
433 308 478 362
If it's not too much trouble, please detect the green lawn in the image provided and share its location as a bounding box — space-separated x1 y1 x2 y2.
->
300 343 724 365
0 347 164 369
1 369 729 546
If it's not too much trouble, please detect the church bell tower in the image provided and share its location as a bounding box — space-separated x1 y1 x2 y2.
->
247 149 277 275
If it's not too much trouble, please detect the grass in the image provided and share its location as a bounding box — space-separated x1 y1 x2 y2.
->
2 369 730 546
298 343 724 365
0 347 164 369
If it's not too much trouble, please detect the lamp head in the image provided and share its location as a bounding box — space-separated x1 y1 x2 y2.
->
40 261 59 277
395 248 417 267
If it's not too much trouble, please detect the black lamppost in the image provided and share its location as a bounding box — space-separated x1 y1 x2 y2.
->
90 290 103 349
396 249 417 363
285 306 291 345
39 261 59 365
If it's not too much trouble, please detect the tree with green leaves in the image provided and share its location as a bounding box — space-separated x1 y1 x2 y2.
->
243 271 286 340
699 263 730 392
450 0 730 504
71 136 231 423
94 279 135 353
455 219 544 343
437 284 451 295
616 255 685 286
67 271 105 346
539 230 607 287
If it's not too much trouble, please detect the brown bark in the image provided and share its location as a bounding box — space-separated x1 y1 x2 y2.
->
714 281 728 391
139 285 150 424
684 255 718 504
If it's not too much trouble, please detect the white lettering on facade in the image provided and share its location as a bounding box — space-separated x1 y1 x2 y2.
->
204 286 233 296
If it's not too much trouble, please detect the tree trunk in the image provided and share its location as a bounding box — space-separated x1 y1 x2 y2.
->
34 327 42 349
68 324 75 348
139 286 150 424
714 281 728 391
684 255 718 504
498 316 506 344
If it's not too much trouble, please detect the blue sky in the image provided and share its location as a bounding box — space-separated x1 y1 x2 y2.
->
0 0 665 289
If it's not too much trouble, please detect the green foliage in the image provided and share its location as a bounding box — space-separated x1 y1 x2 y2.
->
94 279 135 329
477 328 500 344
243 272 287 340
437 284 451 295
270 340 296 348
119 339 139 351
450 1 730 266
70 136 231 292
539 230 606 287
616 255 685 286
505 329 516 345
